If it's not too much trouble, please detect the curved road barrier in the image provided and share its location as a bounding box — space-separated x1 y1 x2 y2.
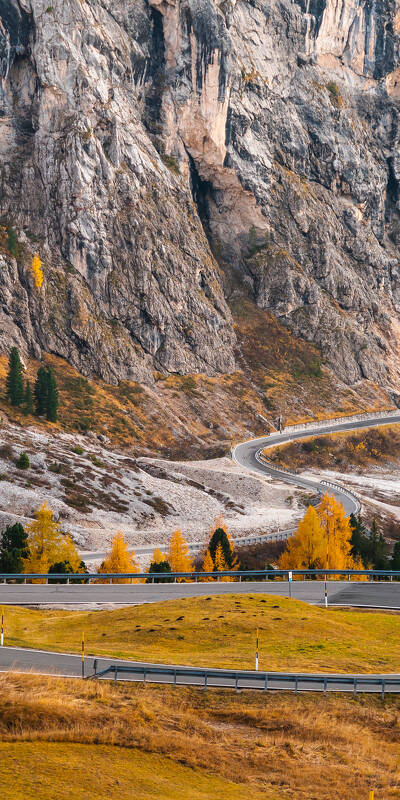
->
0 646 399 696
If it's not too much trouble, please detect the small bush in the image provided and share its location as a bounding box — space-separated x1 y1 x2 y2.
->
88 454 104 468
16 452 30 469
72 446 84 455
0 444 13 460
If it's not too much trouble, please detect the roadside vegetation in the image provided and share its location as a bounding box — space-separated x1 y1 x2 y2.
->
267 425 400 471
0 673 398 799
4 596 400 673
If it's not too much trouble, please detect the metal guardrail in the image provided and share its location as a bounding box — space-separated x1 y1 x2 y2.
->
320 479 361 513
2 569 400 582
90 662 400 697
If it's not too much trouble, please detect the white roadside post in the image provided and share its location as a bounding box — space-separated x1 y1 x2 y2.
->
288 571 292 599
255 628 259 671
324 578 328 608
0 607 3 646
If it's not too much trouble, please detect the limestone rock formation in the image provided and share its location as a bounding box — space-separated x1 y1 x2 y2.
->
1 0 400 389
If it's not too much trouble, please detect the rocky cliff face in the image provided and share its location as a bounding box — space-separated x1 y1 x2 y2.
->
1 0 400 390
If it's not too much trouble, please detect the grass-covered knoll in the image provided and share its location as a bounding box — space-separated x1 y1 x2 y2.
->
5 594 400 672
0 742 268 800
267 423 400 471
0 673 398 799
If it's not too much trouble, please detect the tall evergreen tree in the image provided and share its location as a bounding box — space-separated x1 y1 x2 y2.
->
5 347 24 406
0 523 29 573
349 513 370 565
209 527 234 568
391 541 400 571
46 367 59 422
368 519 389 570
34 365 48 416
23 380 34 416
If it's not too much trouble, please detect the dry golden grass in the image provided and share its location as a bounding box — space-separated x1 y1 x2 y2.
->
5 595 400 673
0 672 398 799
267 423 400 471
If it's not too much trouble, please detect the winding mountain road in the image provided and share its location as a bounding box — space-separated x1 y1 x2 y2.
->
2 411 400 692
232 412 400 514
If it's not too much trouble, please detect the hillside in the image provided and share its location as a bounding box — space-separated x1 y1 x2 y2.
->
2 0 400 398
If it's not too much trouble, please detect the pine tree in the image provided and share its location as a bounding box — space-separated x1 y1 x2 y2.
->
368 519 388 569
0 523 29 573
46 367 59 422
167 529 193 577
5 347 24 406
23 503 82 579
34 366 48 416
391 541 400 571
23 380 34 416
208 515 238 569
147 560 173 583
98 532 140 584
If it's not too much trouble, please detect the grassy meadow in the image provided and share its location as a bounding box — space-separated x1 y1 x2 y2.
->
3 594 400 672
0 673 398 799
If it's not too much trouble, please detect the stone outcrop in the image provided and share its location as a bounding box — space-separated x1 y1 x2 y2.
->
1 0 400 389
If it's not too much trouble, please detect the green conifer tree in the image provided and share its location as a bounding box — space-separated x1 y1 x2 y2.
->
34 365 48 416
23 380 34 416
46 367 59 422
5 347 24 406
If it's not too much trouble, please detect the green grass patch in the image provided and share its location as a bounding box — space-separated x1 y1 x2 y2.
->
4 594 400 672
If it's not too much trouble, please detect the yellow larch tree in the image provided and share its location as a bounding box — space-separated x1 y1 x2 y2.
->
167 529 193 577
98 532 140 584
280 494 361 573
200 548 214 582
31 253 43 289
317 492 357 570
23 502 82 580
152 547 165 564
214 542 232 581
279 505 325 570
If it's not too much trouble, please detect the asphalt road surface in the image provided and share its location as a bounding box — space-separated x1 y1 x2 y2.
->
2 580 400 608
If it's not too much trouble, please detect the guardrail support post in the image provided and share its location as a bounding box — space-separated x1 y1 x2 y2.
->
235 674 239 692
324 677 327 695
143 669 146 685
114 665 117 683
264 675 268 692
204 673 207 692
295 676 298 695
93 659 97 677
353 678 357 697
174 670 177 686
381 680 385 700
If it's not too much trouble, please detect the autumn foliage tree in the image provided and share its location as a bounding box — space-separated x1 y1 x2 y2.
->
98 532 140 584
31 254 43 288
280 506 325 570
200 549 214 581
280 493 361 572
207 515 239 573
23 503 82 580
167 529 193 577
